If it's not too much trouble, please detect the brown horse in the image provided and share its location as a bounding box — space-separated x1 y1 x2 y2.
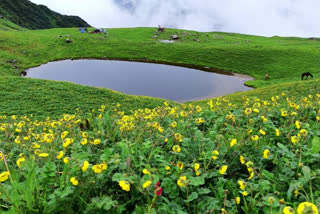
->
301 72 313 80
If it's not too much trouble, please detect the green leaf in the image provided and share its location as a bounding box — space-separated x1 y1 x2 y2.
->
198 188 211 195
277 143 289 153
185 192 198 202
301 166 311 180
112 173 125 182
262 169 275 181
311 136 320 154
189 176 205 186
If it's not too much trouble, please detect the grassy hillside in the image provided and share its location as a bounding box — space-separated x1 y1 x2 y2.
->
0 0 90 29
0 27 318 117
0 17 25 31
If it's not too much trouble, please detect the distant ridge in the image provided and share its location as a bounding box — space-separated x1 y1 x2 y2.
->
0 0 90 29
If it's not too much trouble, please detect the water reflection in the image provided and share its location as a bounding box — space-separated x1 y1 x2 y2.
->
25 59 252 102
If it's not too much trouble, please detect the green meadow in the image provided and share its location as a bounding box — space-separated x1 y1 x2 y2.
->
0 22 319 117
0 19 319 213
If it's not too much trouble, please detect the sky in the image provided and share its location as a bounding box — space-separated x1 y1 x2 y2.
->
29 0 320 37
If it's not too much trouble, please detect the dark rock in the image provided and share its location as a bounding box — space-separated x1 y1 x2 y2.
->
0 16 4 19
21 71 27 76
57 35 62 38
6 60 13 64
66 39 72 43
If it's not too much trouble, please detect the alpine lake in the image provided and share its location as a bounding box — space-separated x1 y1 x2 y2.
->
25 59 253 103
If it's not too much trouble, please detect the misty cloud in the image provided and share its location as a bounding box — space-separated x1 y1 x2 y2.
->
29 0 320 37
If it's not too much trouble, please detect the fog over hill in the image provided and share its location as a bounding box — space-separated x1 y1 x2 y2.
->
29 0 320 37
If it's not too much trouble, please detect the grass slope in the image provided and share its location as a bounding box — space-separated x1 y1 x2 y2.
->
0 27 319 117
0 17 25 31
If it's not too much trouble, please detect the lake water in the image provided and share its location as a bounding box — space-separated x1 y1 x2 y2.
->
25 59 252 102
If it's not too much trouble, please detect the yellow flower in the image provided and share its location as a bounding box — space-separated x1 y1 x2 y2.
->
263 149 270 159
61 131 69 139
244 108 252 116
212 150 219 160
81 131 88 138
235 197 240 205
63 138 74 148
299 129 308 137
275 129 280 137
259 129 266 135
242 191 248 196
63 157 70 164
221 208 227 214
177 161 184 170
17 157 25 168
246 161 253 168
142 180 152 189
219 165 228 175
253 108 259 113
0 171 10 183
171 121 177 128
80 138 88 145
238 180 246 190
56 151 64 160
297 202 318 214
251 135 259 141
248 167 254 179
291 136 299 145
283 206 294 214
90 139 101 145
14 136 21 144
281 110 288 117
38 153 49 157
180 111 187 117
165 165 171 171
172 145 181 153
32 142 41 149
196 106 202 112
194 163 200 171
177 175 187 187
81 160 89 172
240 155 245 164
295 121 302 129
158 127 164 133
92 162 107 174
143 169 150 175
195 118 205 124
174 133 183 142
119 181 130 191
70 177 79 186
230 139 237 147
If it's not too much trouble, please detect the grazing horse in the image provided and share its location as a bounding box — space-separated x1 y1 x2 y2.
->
301 72 313 80
265 73 269 80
